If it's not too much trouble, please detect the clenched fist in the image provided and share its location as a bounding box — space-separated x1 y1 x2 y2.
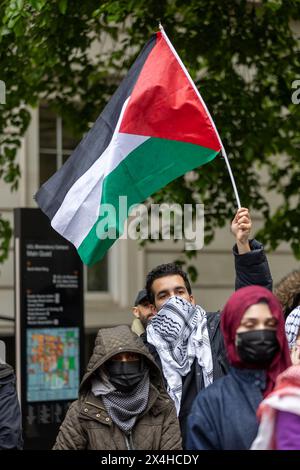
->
231 207 251 254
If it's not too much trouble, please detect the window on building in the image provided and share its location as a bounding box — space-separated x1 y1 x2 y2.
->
39 104 108 292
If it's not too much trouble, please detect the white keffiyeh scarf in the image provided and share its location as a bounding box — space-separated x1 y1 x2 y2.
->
146 296 213 414
285 306 300 349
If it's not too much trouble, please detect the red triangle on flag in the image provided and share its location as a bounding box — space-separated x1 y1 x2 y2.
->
120 32 221 152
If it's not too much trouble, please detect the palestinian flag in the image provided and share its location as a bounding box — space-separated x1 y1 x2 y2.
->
35 29 222 265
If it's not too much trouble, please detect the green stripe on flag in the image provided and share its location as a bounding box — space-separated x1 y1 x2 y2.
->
78 137 219 265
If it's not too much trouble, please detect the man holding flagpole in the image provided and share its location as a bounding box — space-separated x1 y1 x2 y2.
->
144 206 273 447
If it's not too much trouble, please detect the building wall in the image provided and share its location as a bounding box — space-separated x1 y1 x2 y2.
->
0 109 299 344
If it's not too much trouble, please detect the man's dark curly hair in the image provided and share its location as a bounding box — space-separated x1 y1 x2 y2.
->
145 263 192 304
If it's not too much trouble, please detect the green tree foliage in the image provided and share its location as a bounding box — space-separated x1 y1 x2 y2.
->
0 0 299 263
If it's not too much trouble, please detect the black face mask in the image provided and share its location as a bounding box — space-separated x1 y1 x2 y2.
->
236 329 279 367
106 358 146 392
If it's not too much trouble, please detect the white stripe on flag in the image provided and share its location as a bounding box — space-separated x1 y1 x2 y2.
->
51 97 149 248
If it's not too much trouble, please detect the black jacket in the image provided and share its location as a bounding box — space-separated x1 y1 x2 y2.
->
0 364 23 449
142 239 273 446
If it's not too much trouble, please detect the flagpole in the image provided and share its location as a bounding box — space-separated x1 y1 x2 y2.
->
220 146 241 209
159 23 241 210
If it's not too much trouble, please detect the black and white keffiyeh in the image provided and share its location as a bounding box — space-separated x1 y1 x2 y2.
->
285 306 300 349
146 296 213 414
92 369 150 433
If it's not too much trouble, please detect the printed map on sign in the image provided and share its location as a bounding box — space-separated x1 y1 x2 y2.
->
27 327 79 402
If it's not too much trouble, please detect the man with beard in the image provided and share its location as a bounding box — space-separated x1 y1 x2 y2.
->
131 289 155 336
